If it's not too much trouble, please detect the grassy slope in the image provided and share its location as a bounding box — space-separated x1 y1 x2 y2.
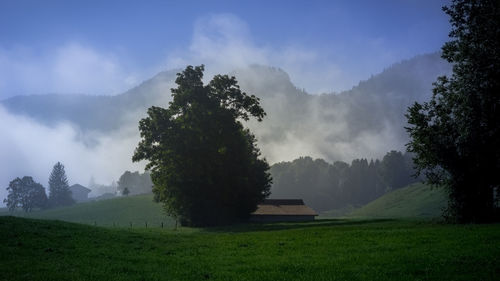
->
348 183 447 218
1 216 499 281
0 194 174 227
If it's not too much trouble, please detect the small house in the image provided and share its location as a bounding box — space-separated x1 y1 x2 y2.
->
69 184 91 202
250 199 318 222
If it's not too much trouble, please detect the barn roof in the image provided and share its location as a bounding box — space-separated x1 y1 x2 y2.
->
70 184 91 193
251 199 318 216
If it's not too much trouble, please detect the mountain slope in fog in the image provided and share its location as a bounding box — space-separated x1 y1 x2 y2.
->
1 53 450 162
1 69 178 131
236 52 451 162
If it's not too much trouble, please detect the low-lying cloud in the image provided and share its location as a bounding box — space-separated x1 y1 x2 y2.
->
0 105 145 202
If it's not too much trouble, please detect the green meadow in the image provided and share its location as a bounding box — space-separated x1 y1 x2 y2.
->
0 194 174 228
348 183 448 218
1 186 498 280
318 183 447 219
1 216 499 281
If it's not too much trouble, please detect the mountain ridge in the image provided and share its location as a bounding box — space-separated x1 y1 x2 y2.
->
1 52 451 163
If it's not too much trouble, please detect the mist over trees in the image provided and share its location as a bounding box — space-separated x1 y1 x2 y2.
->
4 176 48 212
48 162 75 207
133 65 271 226
406 0 500 223
270 151 419 212
0 53 450 166
117 171 153 195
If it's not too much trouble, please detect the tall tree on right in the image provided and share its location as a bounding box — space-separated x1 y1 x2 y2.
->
406 0 499 222
48 162 75 207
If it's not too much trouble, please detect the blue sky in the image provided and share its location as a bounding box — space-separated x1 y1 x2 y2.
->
0 0 450 98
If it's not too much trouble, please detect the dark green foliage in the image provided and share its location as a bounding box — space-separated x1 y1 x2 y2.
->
1 216 499 281
48 162 75 208
133 65 272 226
406 0 500 222
380 151 415 191
117 171 152 195
3 176 48 212
271 151 419 212
122 187 130 196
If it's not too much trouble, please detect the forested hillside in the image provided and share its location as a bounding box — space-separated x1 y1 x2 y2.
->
270 151 420 212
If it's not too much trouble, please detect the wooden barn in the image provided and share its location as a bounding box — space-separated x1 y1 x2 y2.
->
250 199 318 222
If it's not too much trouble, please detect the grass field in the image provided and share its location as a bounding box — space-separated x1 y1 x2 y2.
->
1 216 499 281
0 194 174 228
1 183 447 227
348 183 447 218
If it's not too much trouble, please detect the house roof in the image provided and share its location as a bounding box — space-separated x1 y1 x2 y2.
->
261 199 305 205
70 184 91 193
251 199 318 216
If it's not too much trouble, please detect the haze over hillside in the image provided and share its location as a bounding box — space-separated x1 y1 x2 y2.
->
0 53 450 201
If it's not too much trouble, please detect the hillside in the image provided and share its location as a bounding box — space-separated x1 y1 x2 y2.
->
0 70 178 131
1 216 499 281
348 183 447 218
0 194 173 227
1 53 451 164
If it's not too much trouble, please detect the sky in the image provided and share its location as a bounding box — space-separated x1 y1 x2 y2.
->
0 0 451 99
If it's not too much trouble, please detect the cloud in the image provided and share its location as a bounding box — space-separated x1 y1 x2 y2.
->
241 82 407 165
0 43 139 98
0 105 145 203
0 14 382 99
166 14 351 94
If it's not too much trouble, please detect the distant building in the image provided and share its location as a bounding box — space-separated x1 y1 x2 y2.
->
250 199 318 222
69 184 91 202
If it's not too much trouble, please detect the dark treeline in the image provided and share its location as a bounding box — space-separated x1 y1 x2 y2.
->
270 150 420 212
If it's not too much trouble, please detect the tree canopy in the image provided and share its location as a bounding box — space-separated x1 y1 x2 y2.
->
48 162 75 207
133 65 272 226
406 0 500 222
4 176 47 212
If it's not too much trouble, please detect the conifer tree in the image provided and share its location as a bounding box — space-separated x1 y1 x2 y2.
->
48 162 75 207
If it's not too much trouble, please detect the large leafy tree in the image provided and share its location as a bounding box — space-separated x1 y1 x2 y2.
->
4 176 48 212
48 162 75 207
133 65 272 226
406 0 499 222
